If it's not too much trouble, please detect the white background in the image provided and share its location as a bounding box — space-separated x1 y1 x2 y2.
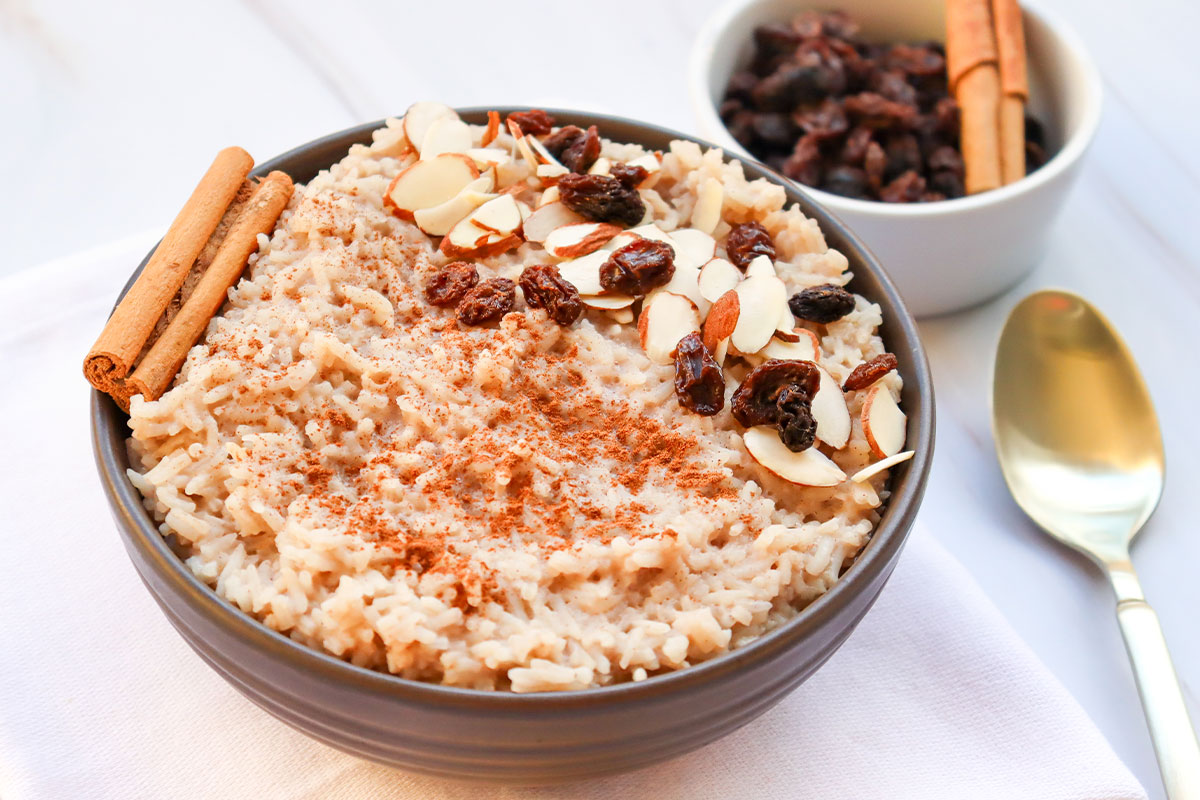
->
4 0 1199 796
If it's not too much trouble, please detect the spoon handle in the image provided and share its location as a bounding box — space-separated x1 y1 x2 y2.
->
1109 565 1200 799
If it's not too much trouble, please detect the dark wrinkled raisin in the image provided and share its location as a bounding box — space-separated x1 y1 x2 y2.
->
543 125 584 159
821 166 869 199
929 170 965 199
879 170 926 203
927 145 964 177
842 92 917 129
843 353 899 391
864 141 887 189
674 333 725 416
507 110 555 136
752 62 828 111
725 70 761 102
933 97 959 133
789 284 856 323
776 384 818 452
1026 141 1048 172
456 278 515 326
731 360 821 428
783 134 822 186
884 43 945 77
599 239 675 295
1025 115 1046 149
610 162 649 189
884 133 922 180
560 124 601 173
753 22 805 58
519 264 582 326
725 221 776 271
840 126 874 165
870 69 918 106
921 191 947 202
752 112 796 147
558 173 645 226
424 262 478 307
792 98 848 140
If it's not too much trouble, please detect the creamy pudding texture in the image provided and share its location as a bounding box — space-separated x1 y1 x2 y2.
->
127 111 903 691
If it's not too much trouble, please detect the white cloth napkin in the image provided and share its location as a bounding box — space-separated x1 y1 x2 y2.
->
0 237 1147 800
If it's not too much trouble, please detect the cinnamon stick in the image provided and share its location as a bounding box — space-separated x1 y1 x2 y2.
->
84 147 254 392
946 0 1002 194
993 0 1028 184
124 171 294 405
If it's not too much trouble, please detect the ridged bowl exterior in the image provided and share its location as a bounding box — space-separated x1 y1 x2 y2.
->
92 110 934 784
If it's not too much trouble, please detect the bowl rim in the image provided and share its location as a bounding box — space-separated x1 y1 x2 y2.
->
92 107 934 709
687 0 1104 217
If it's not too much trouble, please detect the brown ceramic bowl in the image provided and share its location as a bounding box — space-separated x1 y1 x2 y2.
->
91 108 934 784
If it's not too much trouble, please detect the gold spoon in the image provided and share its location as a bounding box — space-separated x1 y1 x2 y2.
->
993 289 1199 799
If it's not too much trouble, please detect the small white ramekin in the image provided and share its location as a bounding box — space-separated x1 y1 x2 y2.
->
690 0 1102 317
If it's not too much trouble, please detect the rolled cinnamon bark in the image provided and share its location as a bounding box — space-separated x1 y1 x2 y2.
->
84 147 253 392
993 0 1029 184
124 171 293 405
947 0 1003 194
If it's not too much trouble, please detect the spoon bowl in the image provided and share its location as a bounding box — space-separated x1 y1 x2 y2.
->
993 289 1199 799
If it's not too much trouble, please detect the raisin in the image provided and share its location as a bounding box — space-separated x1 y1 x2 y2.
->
519 264 583 326
507 109 555 136
673 333 726 416
752 112 796 148
560 124 601 173
933 97 959 134
543 125 584 159
725 221 776 271
884 133 922 180
782 134 822 186
753 22 805 59
788 284 856 323
879 170 927 203
864 140 887 189
927 145 964 177
599 239 675 295
840 126 874 165
870 69 918 106
724 70 761 103
776 384 818 452
929 170 965 199
731 360 821 428
752 62 827 111
884 43 945 77
843 92 917 129
424 262 479 307
821 166 869 199
792 98 848 140
1026 141 1048 172
558 173 645 226
842 353 899 391
610 162 649 189
456 278 515 326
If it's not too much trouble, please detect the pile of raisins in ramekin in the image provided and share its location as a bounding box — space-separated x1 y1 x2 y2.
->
719 10 1049 202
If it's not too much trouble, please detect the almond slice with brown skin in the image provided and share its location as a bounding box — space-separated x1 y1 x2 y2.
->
651 262 709 318
420 116 473 159
760 328 819 362
480 110 501 147
507 120 541 174
743 427 846 487
413 178 497 237
730 275 787 354
441 196 523 258
580 293 636 310
812 366 851 449
702 289 740 352
698 258 741 303
862 385 907 458
557 250 609 295
468 194 522 235
465 148 512 170
538 185 561 207
522 201 586 243
668 228 717 271
536 163 570 181
384 153 479 221
543 223 623 259
527 135 565 168
637 292 701 364
850 450 915 483
691 178 723 235
403 102 459 155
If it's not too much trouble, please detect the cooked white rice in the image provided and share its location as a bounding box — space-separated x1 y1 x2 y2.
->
126 115 902 692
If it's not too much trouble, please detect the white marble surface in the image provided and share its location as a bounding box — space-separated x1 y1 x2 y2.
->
4 0 1198 796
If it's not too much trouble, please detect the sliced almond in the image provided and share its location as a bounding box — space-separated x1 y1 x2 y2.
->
812 366 851 449
581 293 636 310
702 289 740 352
668 228 717 271
556 250 609 295
403 102 459 155
730 275 787 355
698 258 741 303
588 157 612 175
544 222 622 259
862 385 907 458
527 136 565 168
465 148 512 170
626 153 661 187
516 200 532 223
420 116 473 159
522 201 587 243
637 292 701 364
745 254 776 280
850 450 915 483
413 176 497 237
627 223 675 247
691 178 723 235
480 110 501 147
508 119 541 174
468 194 522 236
761 328 819 362
603 232 641 252
536 163 570 181
653 263 708 318
743 427 846 487
713 337 730 366
384 153 479 221
538 185 561 207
